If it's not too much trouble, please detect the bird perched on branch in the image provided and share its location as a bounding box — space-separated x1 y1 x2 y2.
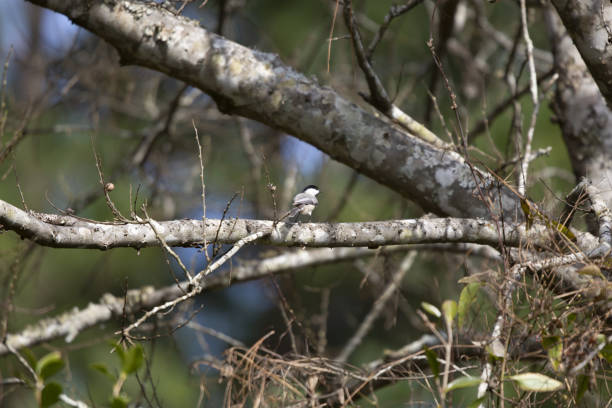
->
282 185 320 222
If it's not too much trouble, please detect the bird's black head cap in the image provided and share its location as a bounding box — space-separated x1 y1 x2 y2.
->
302 185 320 193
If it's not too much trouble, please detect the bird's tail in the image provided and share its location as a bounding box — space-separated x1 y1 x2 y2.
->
280 206 301 222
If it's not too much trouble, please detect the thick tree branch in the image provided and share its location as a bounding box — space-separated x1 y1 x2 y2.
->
24 0 522 220
0 198 597 250
0 246 410 356
551 0 612 108
546 7 612 219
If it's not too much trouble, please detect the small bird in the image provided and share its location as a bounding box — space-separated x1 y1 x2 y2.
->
283 185 320 222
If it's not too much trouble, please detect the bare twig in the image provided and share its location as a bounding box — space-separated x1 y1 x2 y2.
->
316 288 331 355
367 0 424 59
517 0 540 196
469 69 554 141
131 84 188 168
239 119 263 214
336 251 416 363
327 171 358 221
344 0 446 147
193 120 209 262
90 133 129 221
144 208 194 282
326 0 340 73
0 47 13 143
187 321 245 348
569 333 612 375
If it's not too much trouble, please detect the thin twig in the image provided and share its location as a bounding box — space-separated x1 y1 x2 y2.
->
344 0 446 147
316 288 331 355
326 0 340 73
239 119 263 214
367 0 424 59
336 251 416 363
469 69 554 141
0 46 13 143
517 0 540 196
144 208 194 282
90 133 128 221
193 120 209 262
327 171 358 221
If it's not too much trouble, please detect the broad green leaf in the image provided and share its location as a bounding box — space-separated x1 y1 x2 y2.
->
423 346 439 378
113 342 126 363
445 375 482 392
467 396 486 408
542 336 563 371
421 302 441 318
121 344 144 375
575 374 589 403
40 381 62 407
441 300 457 326
91 363 116 381
521 199 534 230
509 372 562 392
36 351 64 381
599 342 612 363
22 348 37 370
577 264 605 278
458 283 481 329
542 336 560 350
110 395 130 408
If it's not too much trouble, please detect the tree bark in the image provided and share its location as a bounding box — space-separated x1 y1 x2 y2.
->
25 0 523 221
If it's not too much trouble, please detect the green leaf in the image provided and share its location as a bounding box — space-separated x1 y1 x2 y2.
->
22 348 37 370
521 198 576 240
91 363 116 381
110 395 130 408
509 372 562 392
521 199 534 230
542 336 563 371
458 283 481 329
441 300 457 326
467 396 486 408
542 336 560 350
36 351 64 381
120 344 144 375
577 264 605 278
599 342 612 363
445 375 482 392
423 346 439 378
421 302 441 318
575 374 589 403
113 342 126 363
40 381 62 407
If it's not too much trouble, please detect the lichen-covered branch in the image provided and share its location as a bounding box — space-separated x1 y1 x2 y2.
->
0 198 597 250
25 0 522 220
546 8 612 222
551 0 612 109
0 246 409 356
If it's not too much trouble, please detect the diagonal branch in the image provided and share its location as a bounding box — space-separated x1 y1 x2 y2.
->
551 0 612 108
25 0 521 220
0 245 411 356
